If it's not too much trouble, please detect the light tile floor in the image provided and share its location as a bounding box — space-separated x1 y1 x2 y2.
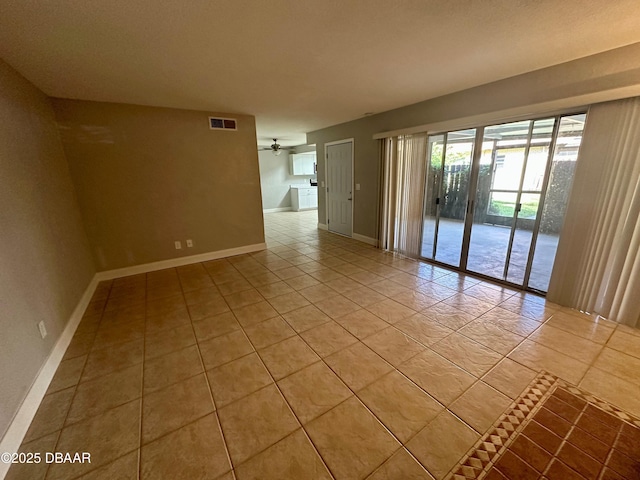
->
8 210 640 480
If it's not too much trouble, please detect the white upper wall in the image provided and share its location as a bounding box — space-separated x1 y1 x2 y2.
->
258 150 316 211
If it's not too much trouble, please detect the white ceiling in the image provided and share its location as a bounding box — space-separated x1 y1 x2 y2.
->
1 0 640 147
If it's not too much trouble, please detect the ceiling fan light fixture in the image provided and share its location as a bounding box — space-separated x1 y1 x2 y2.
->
271 138 282 156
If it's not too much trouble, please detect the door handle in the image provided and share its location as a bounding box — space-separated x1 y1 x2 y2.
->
348 197 352 201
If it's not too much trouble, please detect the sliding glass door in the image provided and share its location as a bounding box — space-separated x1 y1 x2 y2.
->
421 129 476 267
420 113 586 292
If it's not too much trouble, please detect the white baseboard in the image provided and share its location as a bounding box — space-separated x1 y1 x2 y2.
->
0 274 99 480
263 207 292 213
96 242 267 280
318 224 377 247
353 233 378 247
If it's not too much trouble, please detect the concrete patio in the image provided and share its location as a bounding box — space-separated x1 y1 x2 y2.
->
421 218 559 291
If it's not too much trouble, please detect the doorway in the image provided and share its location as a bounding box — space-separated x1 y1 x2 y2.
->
420 114 586 292
325 140 353 237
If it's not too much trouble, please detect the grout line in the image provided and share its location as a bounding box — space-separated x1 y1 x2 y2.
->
136 273 149 480
44 280 113 480
135 448 141 480
536 391 614 480
178 265 236 479
277 315 442 476
601 425 624 480
231 324 338 478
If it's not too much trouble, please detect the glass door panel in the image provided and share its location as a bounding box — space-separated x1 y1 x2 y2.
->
468 191 517 279
506 118 554 284
467 120 531 279
420 129 476 267
521 118 555 191
506 193 541 284
434 129 476 267
528 114 586 291
421 134 444 259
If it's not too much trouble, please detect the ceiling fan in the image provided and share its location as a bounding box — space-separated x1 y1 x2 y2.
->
259 138 289 156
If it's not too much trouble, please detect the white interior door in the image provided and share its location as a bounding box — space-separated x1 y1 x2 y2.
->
326 141 353 236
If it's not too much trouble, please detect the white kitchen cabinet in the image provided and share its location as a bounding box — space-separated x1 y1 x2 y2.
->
290 153 316 175
290 186 318 211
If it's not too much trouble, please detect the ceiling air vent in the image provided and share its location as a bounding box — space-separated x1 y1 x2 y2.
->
209 117 237 131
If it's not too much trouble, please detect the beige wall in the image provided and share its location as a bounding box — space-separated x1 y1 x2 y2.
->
307 42 640 239
0 60 95 439
52 100 265 271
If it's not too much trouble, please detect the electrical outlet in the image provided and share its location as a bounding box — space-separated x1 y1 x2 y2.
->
38 321 47 339
356 183 361 190
174 241 182 250
321 181 325 187
186 239 193 248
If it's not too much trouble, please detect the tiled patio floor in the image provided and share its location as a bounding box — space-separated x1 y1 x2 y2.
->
8 210 640 480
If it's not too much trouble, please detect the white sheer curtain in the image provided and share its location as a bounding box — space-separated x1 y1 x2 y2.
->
379 133 427 258
549 97 640 328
